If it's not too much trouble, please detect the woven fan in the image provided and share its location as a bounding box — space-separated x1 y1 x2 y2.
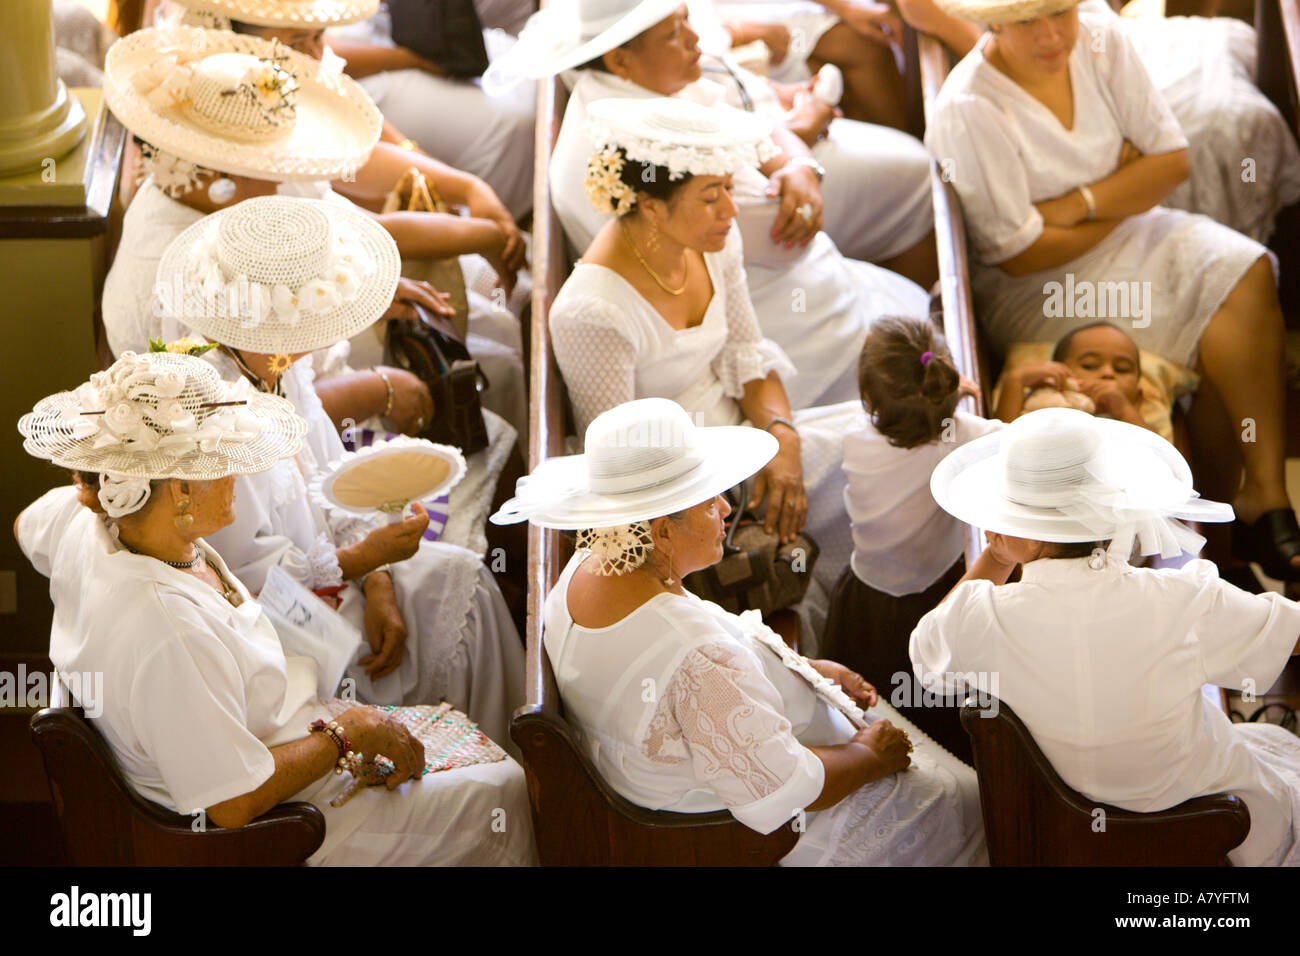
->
311 435 466 521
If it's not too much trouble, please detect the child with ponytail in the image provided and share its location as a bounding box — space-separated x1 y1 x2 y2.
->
823 315 1002 760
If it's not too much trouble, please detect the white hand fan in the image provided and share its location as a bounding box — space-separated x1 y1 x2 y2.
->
311 435 467 522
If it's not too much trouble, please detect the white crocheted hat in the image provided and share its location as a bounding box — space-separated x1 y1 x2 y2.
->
933 0 1077 24
930 407 1233 560
483 0 682 91
586 96 774 185
175 0 379 28
104 25 381 183
490 397 778 529
19 351 307 486
155 195 400 354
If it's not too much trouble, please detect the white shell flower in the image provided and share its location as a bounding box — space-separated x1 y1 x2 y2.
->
332 264 360 300
152 399 196 432
299 278 342 313
271 284 300 324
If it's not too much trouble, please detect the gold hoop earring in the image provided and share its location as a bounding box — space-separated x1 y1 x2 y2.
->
175 497 194 533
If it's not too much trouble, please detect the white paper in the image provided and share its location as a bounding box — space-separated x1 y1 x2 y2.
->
259 565 364 700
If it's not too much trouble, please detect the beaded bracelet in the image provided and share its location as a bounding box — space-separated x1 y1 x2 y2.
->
375 369 396 418
310 718 353 774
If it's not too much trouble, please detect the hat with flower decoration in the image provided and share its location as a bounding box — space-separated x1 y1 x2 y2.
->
155 194 400 354
19 351 307 517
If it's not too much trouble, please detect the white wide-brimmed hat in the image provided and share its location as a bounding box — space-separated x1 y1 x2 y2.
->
490 398 777 529
104 25 381 183
934 0 1078 24
175 0 379 28
19 352 307 515
931 407 1233 560
587 96 774 180
483 0 682 92
155 195 400 354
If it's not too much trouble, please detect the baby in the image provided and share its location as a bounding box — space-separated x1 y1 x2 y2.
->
995 322 1155 433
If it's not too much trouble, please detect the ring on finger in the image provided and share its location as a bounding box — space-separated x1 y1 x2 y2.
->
796 202 813 223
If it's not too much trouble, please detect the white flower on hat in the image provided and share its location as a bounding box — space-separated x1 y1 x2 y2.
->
332 264 360 300
300 277 342 313
153 369 186 398
104 402 144 435
271 284 301 324
149 399 196 432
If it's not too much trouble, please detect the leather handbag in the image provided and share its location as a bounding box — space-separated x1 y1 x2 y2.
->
384 303 490 454
387 0 489 79
381 166 470 339
683 481 819 615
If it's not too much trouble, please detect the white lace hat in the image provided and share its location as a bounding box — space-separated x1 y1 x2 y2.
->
933 0 1077 24
587 96 774 181
490 398 777 529
483 0 682 92
930 407 1233 560
19 351 307 514
176 0 379 28
104 25 381 183
155 195 400 354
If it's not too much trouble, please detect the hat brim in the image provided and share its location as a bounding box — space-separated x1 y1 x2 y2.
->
155 197 400 354
181 0 379 28
491 424 778 528
934 0 1078 24
105 26 381 182
930 413 1227 543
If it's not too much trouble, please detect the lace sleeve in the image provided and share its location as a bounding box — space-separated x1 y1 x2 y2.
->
550 295 640 441
645 640 824 833
712 230 796 398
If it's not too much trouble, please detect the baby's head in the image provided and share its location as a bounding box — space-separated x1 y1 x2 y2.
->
858 316 961 448
1052 322 1142 406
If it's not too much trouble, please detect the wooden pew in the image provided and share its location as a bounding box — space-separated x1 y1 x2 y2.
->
508 70 798 866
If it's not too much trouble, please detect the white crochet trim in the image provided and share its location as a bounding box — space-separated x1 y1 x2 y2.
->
137 142 211 198
586 119 780 181
575 522 654 576
305 531 344 590
98 472 153 518
309 435 468 519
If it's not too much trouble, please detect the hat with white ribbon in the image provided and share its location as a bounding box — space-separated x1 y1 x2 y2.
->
930 407 1233 560
19 351 308 517
173 0 380 28
490 397 777 529
155 194 400 354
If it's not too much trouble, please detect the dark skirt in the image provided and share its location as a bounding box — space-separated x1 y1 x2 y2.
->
822 558 973 765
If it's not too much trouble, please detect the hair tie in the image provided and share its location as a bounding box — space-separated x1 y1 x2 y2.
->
920 351 936 367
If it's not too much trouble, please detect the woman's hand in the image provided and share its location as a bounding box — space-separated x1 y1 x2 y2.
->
760 22 792 64
382 277 456 321
783 87 838 148
748 428 806 543
375 365 434 435
360 571 407 680
766 163 823 248
853 720 911 778
1008 361 1078 394
465 182 527 275
1035 190 1088 229
1078 379 1146 426
361 503 431 566
832 0 903 47
1117 139 1142 169
810 659 879 707
336 705 426 788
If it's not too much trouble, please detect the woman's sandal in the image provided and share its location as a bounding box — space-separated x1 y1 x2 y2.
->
1230 508 1300 583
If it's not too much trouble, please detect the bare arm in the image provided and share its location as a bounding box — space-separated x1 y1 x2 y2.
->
315 369 390 430
806 720 912 810
895 0 982 56
370 209 505 260
328 37 442 79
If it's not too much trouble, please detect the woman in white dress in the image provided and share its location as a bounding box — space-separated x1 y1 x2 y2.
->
550 97 862 643
154 196 526 746
15 352 534 866
913 407 1300 867
491 398 986 866
924 0 1300 580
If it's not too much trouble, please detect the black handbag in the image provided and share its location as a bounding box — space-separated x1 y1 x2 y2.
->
683 480 819 615
387 0 490 79
384 303 490 454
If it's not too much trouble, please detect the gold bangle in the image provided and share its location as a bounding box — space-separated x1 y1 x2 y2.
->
1077 183 1097 222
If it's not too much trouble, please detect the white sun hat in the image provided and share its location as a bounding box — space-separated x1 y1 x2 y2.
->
587 96 775 181
155 194 400 354
483 0 683 92
490 397 777 529
19 351 307 516
930 407 1233 560
104 25 381 184
933 0 1078 24
175 0 380 28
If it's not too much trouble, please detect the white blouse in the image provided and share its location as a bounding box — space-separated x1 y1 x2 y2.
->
18 486 319 815
912 555 1300 867
843 410 1004 596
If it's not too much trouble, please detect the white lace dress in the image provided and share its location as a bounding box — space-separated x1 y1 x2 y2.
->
550 228 858 648
924 10 1272 366
544 553 987 866
550 68 931 411
1080 0 1300 243
201 356 525 747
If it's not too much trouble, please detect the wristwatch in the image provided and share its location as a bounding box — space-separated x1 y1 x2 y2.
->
787 156 826 182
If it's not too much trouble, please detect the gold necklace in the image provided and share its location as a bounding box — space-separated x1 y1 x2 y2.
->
621 219 689 296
